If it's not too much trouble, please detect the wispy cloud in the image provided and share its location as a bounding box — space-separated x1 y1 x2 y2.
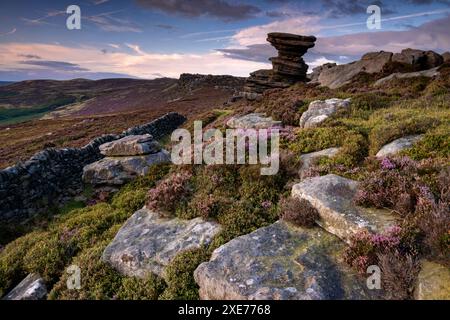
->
83 11 143 33
0 28 17 36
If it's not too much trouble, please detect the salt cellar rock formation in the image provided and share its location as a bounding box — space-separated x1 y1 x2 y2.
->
243 33 316 100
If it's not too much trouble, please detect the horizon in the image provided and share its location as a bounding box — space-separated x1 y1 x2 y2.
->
1 0 450 81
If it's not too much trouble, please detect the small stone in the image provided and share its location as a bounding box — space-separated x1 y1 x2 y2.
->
3 273 47 300
226 113 282 129
376 135 424 157
99 134 161 156
299 98 351 128
299 148 341 179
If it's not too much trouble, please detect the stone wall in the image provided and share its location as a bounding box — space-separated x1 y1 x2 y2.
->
0 112 186 224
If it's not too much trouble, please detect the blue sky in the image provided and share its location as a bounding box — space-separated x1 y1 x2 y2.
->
0 0 449 81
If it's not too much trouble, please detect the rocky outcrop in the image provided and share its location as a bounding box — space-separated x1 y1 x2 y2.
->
414 260 450 300
309 63 336 83
194 221 379 300
443 52 450 63
243 33 316 98
0 112 186 224
376 135 424 157
291 174 397 242
299 148 340 179
299 98 351 128
374 67 440 87
3 273 47 300
392 49 443 69
226 113 281 129
315 49 444 89
103 207 221 279
178 73 245 92
317 51 393 89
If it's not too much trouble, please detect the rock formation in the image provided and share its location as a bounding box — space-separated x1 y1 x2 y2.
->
102 207 221 279
82 134 171 186
243 33 316 100
312 48 445 89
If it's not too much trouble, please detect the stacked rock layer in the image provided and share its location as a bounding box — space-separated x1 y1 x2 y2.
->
243 33 316 100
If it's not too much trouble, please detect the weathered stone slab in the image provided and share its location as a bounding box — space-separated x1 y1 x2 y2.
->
374 68 440 87
82 150 170 185
195 221 379 300
299 148 340 179
102 208 221 278
376 135 424 157
99 134 161 156
227 113 282 129
414 260 450 300
3 273 47 300
291 174 397 242
299 98 351 128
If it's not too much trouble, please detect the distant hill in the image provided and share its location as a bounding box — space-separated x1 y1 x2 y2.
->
0 81 14 87
0 75 245 125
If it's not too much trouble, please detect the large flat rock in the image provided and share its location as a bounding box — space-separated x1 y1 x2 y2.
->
292 174 397 242
82 150 171 186
194 221 379 300
102 208 221 279
376 135 424 157
99 134 161 156
414 260 450 300
3 273 47 300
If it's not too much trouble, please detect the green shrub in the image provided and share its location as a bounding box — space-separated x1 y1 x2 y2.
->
48 241 124 300
160 248 210 300
116 274 166 300
403 125 450 160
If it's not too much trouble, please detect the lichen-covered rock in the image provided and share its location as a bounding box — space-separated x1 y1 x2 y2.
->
82 150 170 186
99 134 161 156
102 208 221 278
374 68 440 87
299 148 340 179
299 98 351 128
227 113 282 129
3 273 47 300
194 221 379 300
376 135 424 157
291 174 397 242
414 260 450 300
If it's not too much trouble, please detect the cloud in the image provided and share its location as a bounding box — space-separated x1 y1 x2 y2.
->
0 28 17 36
154 24 175 30
217 13 450 67
0 42 269 81
17 54 42 59
93 0 110 4
84 12 143 32
135 0 261 21
231 15 321 46
19 60 89 72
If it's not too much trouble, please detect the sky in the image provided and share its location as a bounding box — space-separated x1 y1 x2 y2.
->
0 0 449 81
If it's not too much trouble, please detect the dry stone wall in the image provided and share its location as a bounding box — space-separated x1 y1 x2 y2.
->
0 112 186 224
